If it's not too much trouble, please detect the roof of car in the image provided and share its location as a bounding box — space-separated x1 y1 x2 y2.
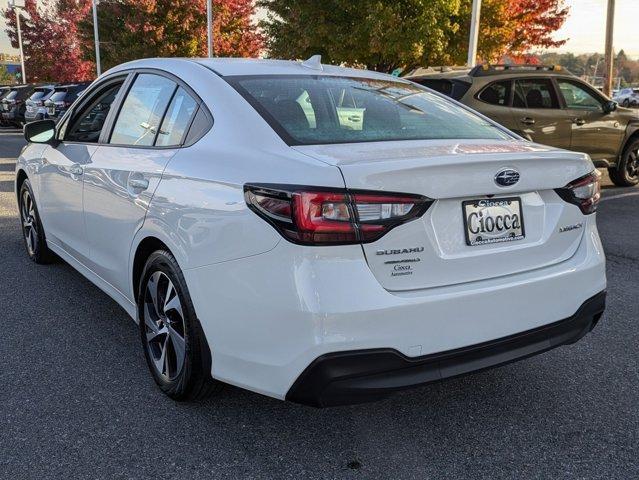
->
406 64 576 83
109 57 404 82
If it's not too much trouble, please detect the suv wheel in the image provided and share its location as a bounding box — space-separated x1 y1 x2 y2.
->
609 138 639 187
622 99 630 108
138 250 223 401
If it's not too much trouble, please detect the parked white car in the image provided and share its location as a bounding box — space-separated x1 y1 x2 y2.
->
614 88 639 107
15 57 606 406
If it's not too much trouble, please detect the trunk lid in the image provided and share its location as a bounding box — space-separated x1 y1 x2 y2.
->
294 139 593 291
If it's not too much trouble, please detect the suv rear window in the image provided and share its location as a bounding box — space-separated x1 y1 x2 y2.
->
29 88 52 101
49 89 69 102
230 75 509 146
411 78 471 100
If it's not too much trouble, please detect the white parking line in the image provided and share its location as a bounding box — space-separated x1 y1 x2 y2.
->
601 191 639 202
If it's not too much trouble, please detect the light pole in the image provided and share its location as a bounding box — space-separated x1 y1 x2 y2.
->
467 0 482 67
603 0 615 97
207 0 213 58
92 0 102 76
9 0 26 83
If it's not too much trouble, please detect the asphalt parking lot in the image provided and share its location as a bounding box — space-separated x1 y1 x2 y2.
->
1 128 638 480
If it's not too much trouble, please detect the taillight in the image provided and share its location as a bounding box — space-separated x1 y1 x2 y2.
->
555 170 601 214
245 184 432 245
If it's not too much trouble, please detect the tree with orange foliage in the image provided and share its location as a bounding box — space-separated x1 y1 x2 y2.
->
2 0 94 82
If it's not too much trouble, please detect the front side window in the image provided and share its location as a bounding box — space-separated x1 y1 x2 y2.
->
155 87 198 147
110 74 176 146
557 80 603 110
65 83 123 143
478 81 511 106
513 79 559 109
229 75 510 145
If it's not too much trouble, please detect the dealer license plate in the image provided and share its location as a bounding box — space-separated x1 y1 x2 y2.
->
462 197 525 246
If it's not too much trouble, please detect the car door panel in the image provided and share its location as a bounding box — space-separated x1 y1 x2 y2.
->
37 142 97 262
511 78 572 149
556 79 625 162
82 146 177 296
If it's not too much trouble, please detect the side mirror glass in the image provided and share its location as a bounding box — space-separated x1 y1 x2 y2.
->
602 100 617 114
24 119 58 145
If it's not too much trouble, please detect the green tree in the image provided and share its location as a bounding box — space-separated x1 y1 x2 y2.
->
78 0 263 72
259 0 569 72
0 64 14 83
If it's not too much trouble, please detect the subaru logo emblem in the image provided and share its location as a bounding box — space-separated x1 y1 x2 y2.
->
494 168 520 187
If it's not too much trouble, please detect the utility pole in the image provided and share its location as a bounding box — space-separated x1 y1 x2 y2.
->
92 0 102 76
207 0 213 58
467 0 482 67
9 0 26 83
603 0 615 97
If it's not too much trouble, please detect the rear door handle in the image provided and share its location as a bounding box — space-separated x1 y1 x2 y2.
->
520 117 536 126
573 118 586 126
128 178 149 190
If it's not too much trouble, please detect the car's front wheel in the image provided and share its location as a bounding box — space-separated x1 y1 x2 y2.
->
138 250 222 401
609 138 639 187
622 99 630 108
18 179 55 264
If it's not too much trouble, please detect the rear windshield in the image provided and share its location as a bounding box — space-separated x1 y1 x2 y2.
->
229 75 509 146
4 90 20 101
49 89 69 102
29 88 53 101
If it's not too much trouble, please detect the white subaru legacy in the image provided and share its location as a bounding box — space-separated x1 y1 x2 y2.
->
16 58 606 407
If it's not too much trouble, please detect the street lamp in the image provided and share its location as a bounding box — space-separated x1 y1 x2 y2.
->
467 0 482 67
92 0 102 76
207 0 213 58
8 0 26 83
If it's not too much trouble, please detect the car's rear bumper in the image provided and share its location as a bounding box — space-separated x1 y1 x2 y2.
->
286 291 606 407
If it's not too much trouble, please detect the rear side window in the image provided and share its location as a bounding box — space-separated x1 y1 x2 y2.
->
513 79 559 109
230 75 509 146
110 74 176 146
478 81 511 106
155 87 198 147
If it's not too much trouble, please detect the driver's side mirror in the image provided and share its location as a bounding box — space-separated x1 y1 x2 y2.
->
602 100 617 114
24 119 59 146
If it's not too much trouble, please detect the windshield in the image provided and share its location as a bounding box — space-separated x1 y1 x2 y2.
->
229 75 510 146
4 90 19 101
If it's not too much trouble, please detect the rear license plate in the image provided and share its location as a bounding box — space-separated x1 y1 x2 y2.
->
26 106 34 113
47 106 55 115
462 197 525 246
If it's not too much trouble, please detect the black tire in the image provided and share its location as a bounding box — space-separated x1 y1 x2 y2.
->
609 138 639 187
622 99 630 108
18 179 55 264
138 249 222 401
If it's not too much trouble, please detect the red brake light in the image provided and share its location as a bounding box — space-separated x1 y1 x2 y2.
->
245 184 432 245
555 170 601 214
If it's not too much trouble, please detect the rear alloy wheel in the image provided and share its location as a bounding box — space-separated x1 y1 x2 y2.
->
138 250 222 400
609 138 639 187
18 179 54 264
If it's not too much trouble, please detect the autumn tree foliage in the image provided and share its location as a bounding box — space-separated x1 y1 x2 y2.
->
260 0 570 72
78 0 263 72
2 0 94 82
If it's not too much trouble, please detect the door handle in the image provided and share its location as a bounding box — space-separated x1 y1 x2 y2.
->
128 177 149 190
520 117 536 126
69 164 83 175
573 118 586 126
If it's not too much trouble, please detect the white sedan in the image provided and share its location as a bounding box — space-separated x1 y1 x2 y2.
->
16 57 606 406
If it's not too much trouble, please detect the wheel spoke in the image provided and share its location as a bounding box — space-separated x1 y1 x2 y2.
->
147 272 162 318
155 335 169 376
167 325 185 374
164 293 183 319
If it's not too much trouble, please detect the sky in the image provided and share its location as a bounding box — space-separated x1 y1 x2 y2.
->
0 0 637 59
